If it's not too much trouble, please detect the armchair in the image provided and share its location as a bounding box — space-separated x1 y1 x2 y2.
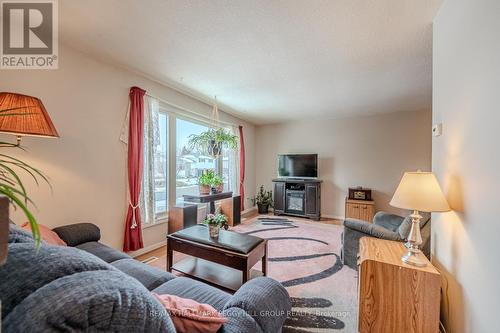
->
341 211 431 270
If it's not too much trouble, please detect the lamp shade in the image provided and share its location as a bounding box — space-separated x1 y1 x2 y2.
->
390 171 450 212
0 92 59 138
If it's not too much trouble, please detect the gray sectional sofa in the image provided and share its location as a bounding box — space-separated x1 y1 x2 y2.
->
1 223 291 332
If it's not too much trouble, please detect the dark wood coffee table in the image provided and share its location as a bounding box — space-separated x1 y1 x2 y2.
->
166 225 267 291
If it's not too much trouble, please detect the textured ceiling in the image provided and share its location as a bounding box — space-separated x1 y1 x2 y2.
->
59 0 443 124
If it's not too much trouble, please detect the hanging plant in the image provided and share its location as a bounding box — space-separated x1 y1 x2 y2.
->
187 96 238 157
188 128 238 157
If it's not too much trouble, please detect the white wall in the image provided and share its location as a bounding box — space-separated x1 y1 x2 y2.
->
432 0 500 332
255 110 432 218
0 45 255 252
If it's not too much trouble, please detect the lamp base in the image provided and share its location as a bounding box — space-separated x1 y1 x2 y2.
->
401 249 427 267
401 210 427 267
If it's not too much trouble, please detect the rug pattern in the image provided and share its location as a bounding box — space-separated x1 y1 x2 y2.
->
146 217 358 332
232 217 358 332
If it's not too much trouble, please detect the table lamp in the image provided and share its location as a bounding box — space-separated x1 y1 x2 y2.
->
0 92 59 145
390 171 450 267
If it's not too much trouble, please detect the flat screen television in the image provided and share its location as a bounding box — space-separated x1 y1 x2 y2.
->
277 154 318 179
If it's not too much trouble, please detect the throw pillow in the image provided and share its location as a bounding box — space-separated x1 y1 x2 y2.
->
152 293 227 333
21 222 67 246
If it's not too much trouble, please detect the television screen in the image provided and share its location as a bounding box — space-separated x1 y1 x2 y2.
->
277 154 318 178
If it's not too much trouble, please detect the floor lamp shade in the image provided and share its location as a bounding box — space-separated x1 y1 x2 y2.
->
390 171 450 213
0 92 59 138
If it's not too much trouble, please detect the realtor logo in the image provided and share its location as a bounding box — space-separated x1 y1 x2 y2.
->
1 0 58 69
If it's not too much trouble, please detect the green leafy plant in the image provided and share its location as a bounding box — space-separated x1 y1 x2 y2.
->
202 212 228 228
250 185 273 207
198 170 223 187
188 128 238 156
0 108 49 248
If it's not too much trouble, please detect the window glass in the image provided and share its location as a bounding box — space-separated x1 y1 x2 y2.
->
154 113 168 215
176 118 216 203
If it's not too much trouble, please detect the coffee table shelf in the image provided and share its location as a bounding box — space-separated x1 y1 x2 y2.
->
172 257 263 292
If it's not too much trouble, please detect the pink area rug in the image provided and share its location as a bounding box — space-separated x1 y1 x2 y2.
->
233 216 358 332
146 216 358 332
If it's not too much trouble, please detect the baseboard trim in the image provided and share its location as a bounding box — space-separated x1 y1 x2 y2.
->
322 214 345 221
130 240 167 258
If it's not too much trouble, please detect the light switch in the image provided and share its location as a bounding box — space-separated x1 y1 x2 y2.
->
432 123 442 137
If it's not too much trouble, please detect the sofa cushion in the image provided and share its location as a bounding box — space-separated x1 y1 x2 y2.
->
153 277 231 312
77 241 130 263
223 277 291 333
4 270 176 333
112 258 176 290
8 223 35 244
52 222 101 246
220 307 262 333
0 242 114 318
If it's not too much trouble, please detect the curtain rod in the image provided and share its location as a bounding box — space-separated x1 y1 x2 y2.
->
145 92 239 128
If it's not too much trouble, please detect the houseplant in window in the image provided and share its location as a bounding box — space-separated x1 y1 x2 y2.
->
203 212 228 238
250 185 273 214
187 97 239 158
188 127 238 158
198 170 224 195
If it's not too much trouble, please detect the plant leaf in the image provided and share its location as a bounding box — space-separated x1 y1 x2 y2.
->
0 186 40 248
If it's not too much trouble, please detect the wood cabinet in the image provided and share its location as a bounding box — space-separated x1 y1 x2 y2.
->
305 184 319 218
167 203 198 234
220 195 241 227
273 181 285 214
358 237 441 333
345 198 375 222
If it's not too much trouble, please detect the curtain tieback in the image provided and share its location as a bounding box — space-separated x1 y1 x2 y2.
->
129 202 139 229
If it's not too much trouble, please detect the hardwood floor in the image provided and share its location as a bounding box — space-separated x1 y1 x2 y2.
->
135 212 343 261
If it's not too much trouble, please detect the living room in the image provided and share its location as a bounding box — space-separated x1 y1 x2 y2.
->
1 0 499 332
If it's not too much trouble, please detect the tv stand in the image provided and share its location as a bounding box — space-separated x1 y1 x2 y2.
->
272 179 322 221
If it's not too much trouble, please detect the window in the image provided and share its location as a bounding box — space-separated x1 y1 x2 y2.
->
155 113 168 215
221 128 238 192
175 118 216 203
141 97 168 225
140 97 239 226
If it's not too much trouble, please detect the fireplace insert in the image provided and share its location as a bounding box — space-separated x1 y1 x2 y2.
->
285 190 305 215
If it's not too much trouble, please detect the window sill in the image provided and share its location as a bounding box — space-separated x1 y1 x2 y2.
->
142 218 168 230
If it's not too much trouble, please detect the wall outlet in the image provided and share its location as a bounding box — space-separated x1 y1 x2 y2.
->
432 123 443 137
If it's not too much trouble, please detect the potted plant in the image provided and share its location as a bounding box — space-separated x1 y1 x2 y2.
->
203 212 228 238
188 128 238 157
250 185 273 214
198 170 224 195
198 171 214 195
211 174 224 194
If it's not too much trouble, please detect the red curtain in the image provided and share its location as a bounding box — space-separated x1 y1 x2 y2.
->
239 125 245 211
123 86 145 252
